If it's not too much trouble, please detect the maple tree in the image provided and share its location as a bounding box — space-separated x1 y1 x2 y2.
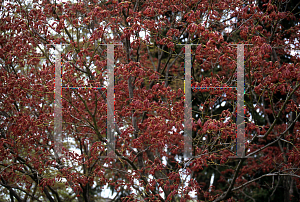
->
0 0 300 201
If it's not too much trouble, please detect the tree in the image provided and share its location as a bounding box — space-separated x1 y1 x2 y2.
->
0 0 299 201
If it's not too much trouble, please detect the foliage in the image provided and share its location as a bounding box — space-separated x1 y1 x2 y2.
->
0 0 300 201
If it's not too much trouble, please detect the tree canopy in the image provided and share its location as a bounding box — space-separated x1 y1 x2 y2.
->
0 0 300 201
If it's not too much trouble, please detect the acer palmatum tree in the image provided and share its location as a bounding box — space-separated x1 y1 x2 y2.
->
0 0 300 201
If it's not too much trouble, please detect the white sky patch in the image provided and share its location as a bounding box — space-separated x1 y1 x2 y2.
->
177 168 197 199
223 117 231 123
289 38 300 58
209 173 215 192
100 184 117 199
221 101 226 107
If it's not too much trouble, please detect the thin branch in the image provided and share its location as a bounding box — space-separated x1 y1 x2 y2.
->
232 173 300 192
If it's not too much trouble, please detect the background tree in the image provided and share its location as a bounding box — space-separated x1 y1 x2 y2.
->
0 0 300 201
